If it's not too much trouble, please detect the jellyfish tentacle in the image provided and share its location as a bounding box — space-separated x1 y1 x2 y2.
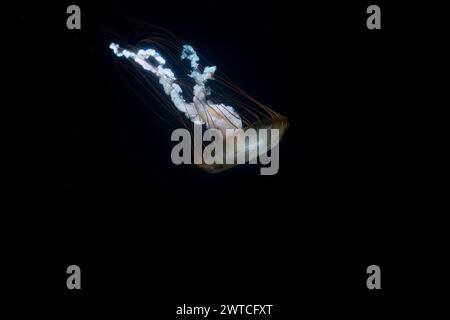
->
110 42 242 133
180 45 242 134
110 43 204 125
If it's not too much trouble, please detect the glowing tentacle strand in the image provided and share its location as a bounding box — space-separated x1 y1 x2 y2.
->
109 43 242 133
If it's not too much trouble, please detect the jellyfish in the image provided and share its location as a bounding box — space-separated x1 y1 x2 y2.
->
108 30 288 173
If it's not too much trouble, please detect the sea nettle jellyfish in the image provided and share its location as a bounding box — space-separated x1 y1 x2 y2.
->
108 28 288 173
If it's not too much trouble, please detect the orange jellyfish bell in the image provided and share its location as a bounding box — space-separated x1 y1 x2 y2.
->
196 116 289 173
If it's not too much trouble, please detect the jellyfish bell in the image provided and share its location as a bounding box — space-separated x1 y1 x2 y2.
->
197 116 289 173
108 29 288 173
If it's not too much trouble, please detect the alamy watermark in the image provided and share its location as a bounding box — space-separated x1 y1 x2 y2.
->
171 125 281 175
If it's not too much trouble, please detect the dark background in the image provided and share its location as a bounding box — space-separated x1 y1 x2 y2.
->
2 0 429 317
